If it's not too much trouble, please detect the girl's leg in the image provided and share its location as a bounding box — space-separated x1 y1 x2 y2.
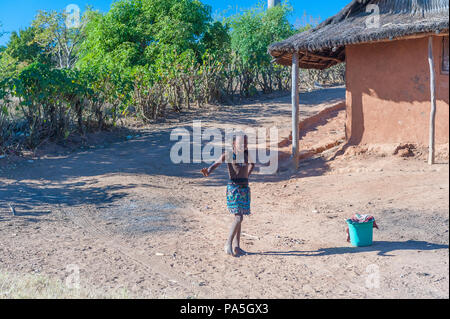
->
225 214 243 256
233 221 246 256
234 222 241 249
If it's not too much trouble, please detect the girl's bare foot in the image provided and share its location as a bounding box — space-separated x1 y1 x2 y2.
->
224 245 234 256
234 247 247 256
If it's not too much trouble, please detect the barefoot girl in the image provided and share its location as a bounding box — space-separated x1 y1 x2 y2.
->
201 134 255 257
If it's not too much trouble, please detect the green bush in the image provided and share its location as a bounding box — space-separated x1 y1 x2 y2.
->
0 1 345 154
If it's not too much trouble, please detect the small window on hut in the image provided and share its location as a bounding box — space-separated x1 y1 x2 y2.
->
442 37 449 74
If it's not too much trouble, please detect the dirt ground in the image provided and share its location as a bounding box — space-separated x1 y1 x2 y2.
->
0 86 448 299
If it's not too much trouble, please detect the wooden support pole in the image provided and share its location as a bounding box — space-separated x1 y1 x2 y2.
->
292 52 300 170
428 36 437 165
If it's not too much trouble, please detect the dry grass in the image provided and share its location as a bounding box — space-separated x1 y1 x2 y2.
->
0 270 130 299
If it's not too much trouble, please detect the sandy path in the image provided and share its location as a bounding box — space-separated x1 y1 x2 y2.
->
0 86 448 298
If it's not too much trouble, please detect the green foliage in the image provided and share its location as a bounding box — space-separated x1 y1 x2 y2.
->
4 28 49 66
32 9 88 69
77 0 232 116
228 3 294 68
0 1 346 154
78 0 214 71
202 21 231 54
226 3 295 95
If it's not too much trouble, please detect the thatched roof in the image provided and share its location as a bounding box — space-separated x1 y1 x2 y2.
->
269 0 449 69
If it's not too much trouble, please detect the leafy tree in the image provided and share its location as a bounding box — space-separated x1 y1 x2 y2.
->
77 0 222 115
228 3 293 69
227 2 294 94
5 28 48 65
1 0 346 153
78 0 219 70
32 9 88 69
201 21 231 55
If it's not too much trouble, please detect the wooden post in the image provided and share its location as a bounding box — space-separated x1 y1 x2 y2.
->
428 36 437 165
292 52 300 170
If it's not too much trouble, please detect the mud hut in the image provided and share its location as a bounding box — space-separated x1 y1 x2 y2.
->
269 0 449 166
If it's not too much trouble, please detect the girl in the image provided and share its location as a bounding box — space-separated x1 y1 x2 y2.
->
201 134 255 257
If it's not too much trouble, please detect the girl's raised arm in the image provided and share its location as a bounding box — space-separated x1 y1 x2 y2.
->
202 153 226 177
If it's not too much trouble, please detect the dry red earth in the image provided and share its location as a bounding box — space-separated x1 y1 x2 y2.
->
1 87 448 298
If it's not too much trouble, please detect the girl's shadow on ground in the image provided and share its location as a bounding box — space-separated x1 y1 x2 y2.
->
248 240 448 257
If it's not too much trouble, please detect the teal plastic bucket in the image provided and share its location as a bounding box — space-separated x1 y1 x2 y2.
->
347 220 374 247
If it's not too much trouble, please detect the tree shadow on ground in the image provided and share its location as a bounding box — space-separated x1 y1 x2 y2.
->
249 240 449 257
0 126 334 215
1 88 345 210
164 86 345 128
192 156 332 187
0 180 133 217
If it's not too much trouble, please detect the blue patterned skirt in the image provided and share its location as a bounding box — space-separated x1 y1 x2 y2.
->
226 182 251 215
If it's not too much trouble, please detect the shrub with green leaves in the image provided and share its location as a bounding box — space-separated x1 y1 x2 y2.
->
227 2 295 95
0 1 346 154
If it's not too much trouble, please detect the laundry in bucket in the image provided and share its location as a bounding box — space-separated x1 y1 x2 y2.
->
346 214 378 243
